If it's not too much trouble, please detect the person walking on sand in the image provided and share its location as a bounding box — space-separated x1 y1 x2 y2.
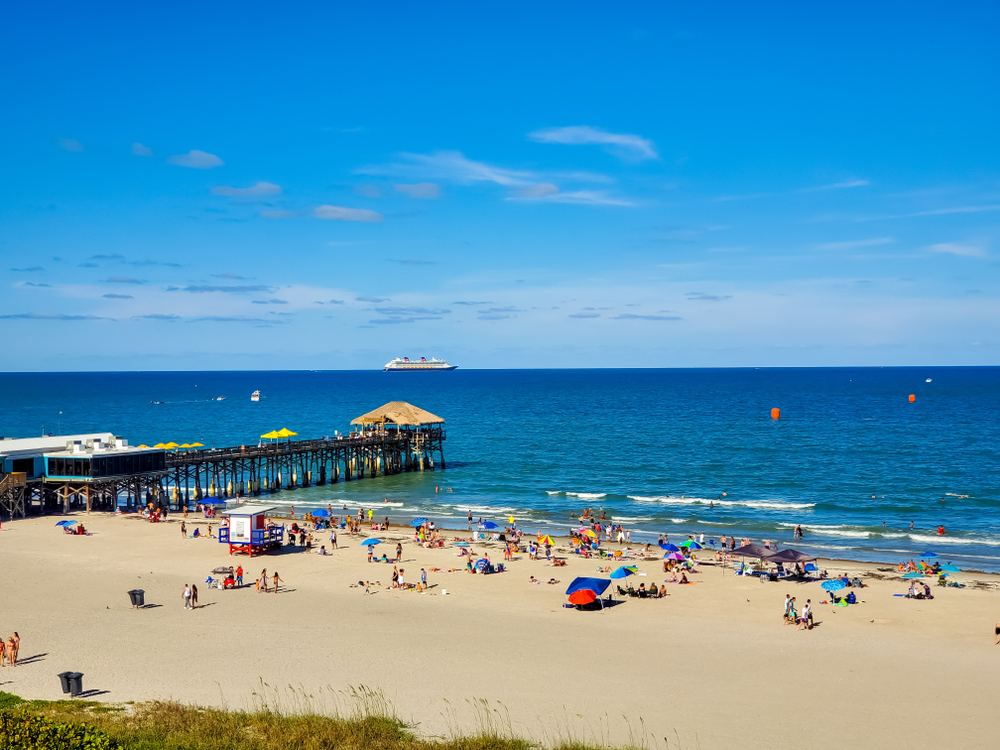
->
0 638 6 667
180 521 186 538
191 584 199 608
330 529 337 549
260 569 269 593
272 571 282 593
395 543 402 562
183 584 192 610
10 633 18 666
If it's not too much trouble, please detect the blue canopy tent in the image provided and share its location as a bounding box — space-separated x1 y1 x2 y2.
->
411 517 429 527
565 576 612 611
201 498 226 505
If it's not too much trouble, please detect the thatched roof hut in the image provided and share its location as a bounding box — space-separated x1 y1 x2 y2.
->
350 401 445 427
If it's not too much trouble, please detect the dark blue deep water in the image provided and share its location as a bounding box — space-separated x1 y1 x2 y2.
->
2 368 998 569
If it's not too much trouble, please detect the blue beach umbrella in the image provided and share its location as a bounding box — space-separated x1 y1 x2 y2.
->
939 565 961 573
481 521 500 531
310 509 330 518
919 551 938 558
609 565 638 579
680 540 703 550
660 543 680 552
410 517 429 527
821 580 847 591
55 520 68 526
454 541 469 547
361 538 382 547
62 520 78 526
902 571 925 579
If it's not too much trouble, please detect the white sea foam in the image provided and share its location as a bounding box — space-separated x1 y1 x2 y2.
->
628 495 815 510
451 505 519 514
608 516 653 522
909 534 1000 547
548 491 608 499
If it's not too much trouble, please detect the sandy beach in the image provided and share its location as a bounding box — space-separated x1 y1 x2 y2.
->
2 513 999 749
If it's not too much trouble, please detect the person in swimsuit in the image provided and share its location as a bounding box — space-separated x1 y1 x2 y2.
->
272 571 282 593
191 584 199 608
10 633 18 665
260 569 268 593
0 638 6 667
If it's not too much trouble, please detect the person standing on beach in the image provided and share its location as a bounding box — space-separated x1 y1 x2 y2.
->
183 584 192 610
395 543 402 562
467 510 472 529
330 529 337 549
272 571 282 593
260 569 268 593
191 584 199 608
10 633 18 666
421 568 427 589
367 546 374 563
236 565 244 587
181 521 186 538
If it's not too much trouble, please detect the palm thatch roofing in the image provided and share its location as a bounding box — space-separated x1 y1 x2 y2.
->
351 401 445 427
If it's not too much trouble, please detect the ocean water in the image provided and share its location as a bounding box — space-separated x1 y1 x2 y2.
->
2 367 998 570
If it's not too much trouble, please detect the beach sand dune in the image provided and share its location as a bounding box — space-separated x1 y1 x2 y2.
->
2 515 999 748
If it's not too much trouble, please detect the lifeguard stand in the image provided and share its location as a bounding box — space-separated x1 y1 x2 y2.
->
218 504 283 556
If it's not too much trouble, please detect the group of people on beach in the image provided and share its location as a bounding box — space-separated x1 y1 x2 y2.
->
0 633 19 666
784 595 813 630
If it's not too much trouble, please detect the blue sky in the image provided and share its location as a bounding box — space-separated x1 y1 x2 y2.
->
2 2 999 370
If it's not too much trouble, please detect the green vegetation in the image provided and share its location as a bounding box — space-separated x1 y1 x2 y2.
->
0 686 665 750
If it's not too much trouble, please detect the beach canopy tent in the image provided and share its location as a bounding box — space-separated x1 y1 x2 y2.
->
728 544 770 558
350 401 445 427
260 430 281 440
202 498 227 505
565 577 612 611
411 517 429 527
276 428 297 438
765 548 816 564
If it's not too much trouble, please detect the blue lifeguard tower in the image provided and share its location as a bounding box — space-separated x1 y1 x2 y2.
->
218 504 283 556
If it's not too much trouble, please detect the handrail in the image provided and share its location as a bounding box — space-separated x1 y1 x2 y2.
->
0 472 27 492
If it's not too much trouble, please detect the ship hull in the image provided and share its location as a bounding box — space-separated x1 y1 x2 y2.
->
384 366 458 372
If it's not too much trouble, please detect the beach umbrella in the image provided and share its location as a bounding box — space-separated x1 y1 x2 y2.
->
474 558 490 572
665 552 686 561
920 551 938 558
137 444 149 448
538 535 555 545
410 517 429 527
939 565 961 573
310 509 330 518
153 443 167 449
660 543 680 552
163 442 179 450
609 565 638 579
902 571 925 579
276 428 298 438
821 579 847 591
680 540 703 549
260 430 280 440
481 521 500 531
568 590 597 606
581 529 597 538
189 442 205 447
565 577 612 596
361 538 382 546
55 520 68 526
201 498 226 505
454 541 469 547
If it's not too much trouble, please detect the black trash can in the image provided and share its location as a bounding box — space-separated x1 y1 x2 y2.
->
128 589 145 608
58 671 73 694
67 672 84 697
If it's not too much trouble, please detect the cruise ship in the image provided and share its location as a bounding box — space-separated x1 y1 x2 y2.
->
383 356 458 372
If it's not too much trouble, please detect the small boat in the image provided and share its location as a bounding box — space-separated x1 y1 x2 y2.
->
926 378 932 383
251 390 261 402
216 396 226 401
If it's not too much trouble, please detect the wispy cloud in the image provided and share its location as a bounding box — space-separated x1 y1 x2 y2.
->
394 183 441 199
106 276 145 285
251 299 288 305
813 237 896 251
529 126 658 161
686 292 733 301
190 316 274 324
569 311 601 318
373 306 450 316
516 183 559 198
356 296 389 303
612 313 682 321
22 282 51 287
89 253 125 261
0 312 110 320
169 284 273 293
58 138 84 152
507 189 633 206
802 179 870 191
212 273 249 280
313 205 383 222
131 143 153 156
134 313 179 321
167 149 225 169
453 300 491 305
102 293 134 299
359 150 534 187
928 242 986 258
11 266 44 272
857 204 1000 222
211 182 282 198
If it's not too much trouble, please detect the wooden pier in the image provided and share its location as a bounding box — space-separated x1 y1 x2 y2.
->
4 401 446 517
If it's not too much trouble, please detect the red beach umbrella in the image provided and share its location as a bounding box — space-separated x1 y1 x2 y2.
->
568 590 597 606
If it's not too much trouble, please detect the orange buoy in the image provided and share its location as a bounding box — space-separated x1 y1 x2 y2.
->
771 408 780 420
909 394 916 402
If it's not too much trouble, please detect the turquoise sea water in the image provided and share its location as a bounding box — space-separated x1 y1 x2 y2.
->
1 367 998 570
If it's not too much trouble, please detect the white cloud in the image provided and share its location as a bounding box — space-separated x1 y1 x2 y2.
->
813 237 896 251
928 242 986 258
394 183 441 199
803 179 870 191
528 126 658 161
167 149 225 169
313 205 383 223
58 138 85 152
211 182 282 197
354 185 382 198
131 143 153 156
507 189 633 206
359 150 534 187
516 183 559 198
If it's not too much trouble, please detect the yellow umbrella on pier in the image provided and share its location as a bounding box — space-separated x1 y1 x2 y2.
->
163 442 180 450
153 443 167 449
276 428 298 438
260 430 281 441
189 442 204 448
138 444 149 448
